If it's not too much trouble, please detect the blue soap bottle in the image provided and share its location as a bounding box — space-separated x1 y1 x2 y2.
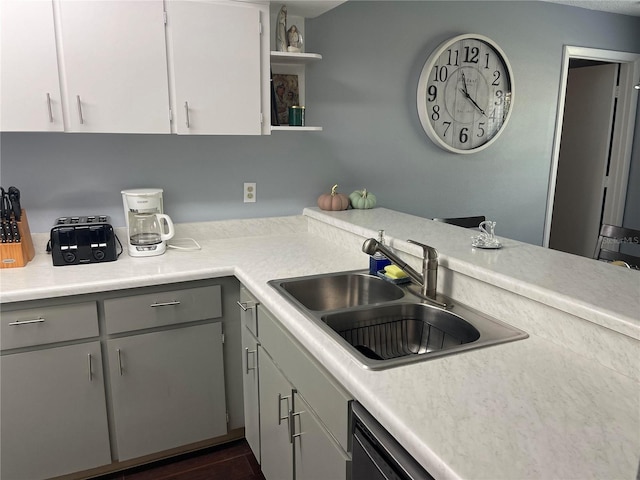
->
369 229 391 275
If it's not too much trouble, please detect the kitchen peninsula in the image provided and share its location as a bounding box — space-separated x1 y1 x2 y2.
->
1 207 638 480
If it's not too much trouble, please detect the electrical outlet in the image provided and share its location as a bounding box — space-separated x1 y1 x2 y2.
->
244 182 256 203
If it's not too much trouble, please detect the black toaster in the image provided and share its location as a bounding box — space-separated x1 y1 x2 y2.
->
49 216 118 266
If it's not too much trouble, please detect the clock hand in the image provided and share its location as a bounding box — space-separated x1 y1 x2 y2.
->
459 88 487 116
460 71 469 94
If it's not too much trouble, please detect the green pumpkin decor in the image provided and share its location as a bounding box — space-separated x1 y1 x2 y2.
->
349 188 377 209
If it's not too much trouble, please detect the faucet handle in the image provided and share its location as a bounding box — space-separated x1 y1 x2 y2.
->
407 239 438 260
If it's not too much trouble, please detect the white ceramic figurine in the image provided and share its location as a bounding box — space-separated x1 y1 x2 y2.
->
276 5 287 52
287 25 303 52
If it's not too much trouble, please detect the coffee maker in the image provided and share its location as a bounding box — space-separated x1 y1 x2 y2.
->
121 188 175 257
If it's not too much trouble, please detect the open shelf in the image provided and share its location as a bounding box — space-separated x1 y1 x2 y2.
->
270 51 323 132
271 126 323 132
270 52 323 64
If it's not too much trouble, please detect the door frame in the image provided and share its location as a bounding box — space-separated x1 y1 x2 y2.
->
543 46 640 248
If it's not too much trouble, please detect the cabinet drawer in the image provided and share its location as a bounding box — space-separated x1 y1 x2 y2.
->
104 285 222 334
1 302 98 350
258 305 352 452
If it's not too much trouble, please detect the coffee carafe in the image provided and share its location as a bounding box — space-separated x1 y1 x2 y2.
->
122 188 175 257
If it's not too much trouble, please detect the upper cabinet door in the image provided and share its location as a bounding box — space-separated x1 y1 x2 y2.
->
166 1 262 135
57 0 170 133
1 0 64 132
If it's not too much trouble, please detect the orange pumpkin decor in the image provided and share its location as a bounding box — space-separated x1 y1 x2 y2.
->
317 184 350 211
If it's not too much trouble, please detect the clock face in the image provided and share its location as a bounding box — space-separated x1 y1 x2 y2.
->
417 34 514 154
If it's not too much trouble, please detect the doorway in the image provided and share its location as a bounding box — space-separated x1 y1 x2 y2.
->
543 46 640 256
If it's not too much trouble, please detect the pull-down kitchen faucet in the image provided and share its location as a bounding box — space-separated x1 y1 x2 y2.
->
362 237 439 301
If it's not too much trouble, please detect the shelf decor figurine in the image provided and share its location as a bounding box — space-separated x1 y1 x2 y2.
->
276 5 287 52
287 25 303 52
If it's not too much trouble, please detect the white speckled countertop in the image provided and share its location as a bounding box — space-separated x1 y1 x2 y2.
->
1 208 639 480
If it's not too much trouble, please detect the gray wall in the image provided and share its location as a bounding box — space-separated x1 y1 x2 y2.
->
1 1 639 244
305 0 640 243
0 132 348 233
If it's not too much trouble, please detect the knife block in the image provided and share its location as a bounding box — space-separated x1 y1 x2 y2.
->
0 210 35 268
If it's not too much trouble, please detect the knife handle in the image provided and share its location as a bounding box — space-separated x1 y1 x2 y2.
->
1 222 10 243
8 187 20 221
0 188 7 221
10 221 20 243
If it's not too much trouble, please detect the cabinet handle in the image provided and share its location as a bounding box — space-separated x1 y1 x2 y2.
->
236 300 258 311
184 101 190 128
150 300 181 308
117 348 123 376
88 353 93 381
245 347 257 374
46 93 54 122
76 95 84 124
8 317 45 326
288 409 303 443
278 393 290 425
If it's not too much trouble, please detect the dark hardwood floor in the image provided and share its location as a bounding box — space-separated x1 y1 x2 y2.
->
97 440 265 480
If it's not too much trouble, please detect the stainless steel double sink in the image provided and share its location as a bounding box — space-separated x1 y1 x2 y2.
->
269 271 528 370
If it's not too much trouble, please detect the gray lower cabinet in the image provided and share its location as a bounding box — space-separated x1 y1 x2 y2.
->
239 284 352 480
293 392 351 480
0 342 111 480
241 322 261 462
107 322 228 461
0 301 111 480
239 285 260 462
258 351 350 480
1 279 240 479
258 348 294 480
103 283 229 461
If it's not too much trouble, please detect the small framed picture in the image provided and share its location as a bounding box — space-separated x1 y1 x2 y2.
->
272 73 299 125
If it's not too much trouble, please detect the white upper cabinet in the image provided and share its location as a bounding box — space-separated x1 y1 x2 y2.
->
56 0 170 133
1 0 64 132
166 1 263 135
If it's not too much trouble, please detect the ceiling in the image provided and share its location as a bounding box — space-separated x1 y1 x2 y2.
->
277 1 347 18
262 0 640 19
539 0 640 16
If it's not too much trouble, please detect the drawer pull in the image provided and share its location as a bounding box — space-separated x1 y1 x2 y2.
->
8 317 45 326
278 393 290 425
117 348 124 376
150 300 181 308
236 300 258 311
245 347 257 374
289 409 303 443
184 101 191 128
88 353 93 381
46 93 54 122
76 95 84 124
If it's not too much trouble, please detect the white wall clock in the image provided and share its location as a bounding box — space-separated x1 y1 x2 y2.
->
417 34 514 154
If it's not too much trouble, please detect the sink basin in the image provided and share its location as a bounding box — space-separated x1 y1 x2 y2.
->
322 303 480 360
269 270 528 369
276 272 405 311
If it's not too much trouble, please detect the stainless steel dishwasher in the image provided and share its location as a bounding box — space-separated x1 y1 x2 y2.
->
351 402 434 480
